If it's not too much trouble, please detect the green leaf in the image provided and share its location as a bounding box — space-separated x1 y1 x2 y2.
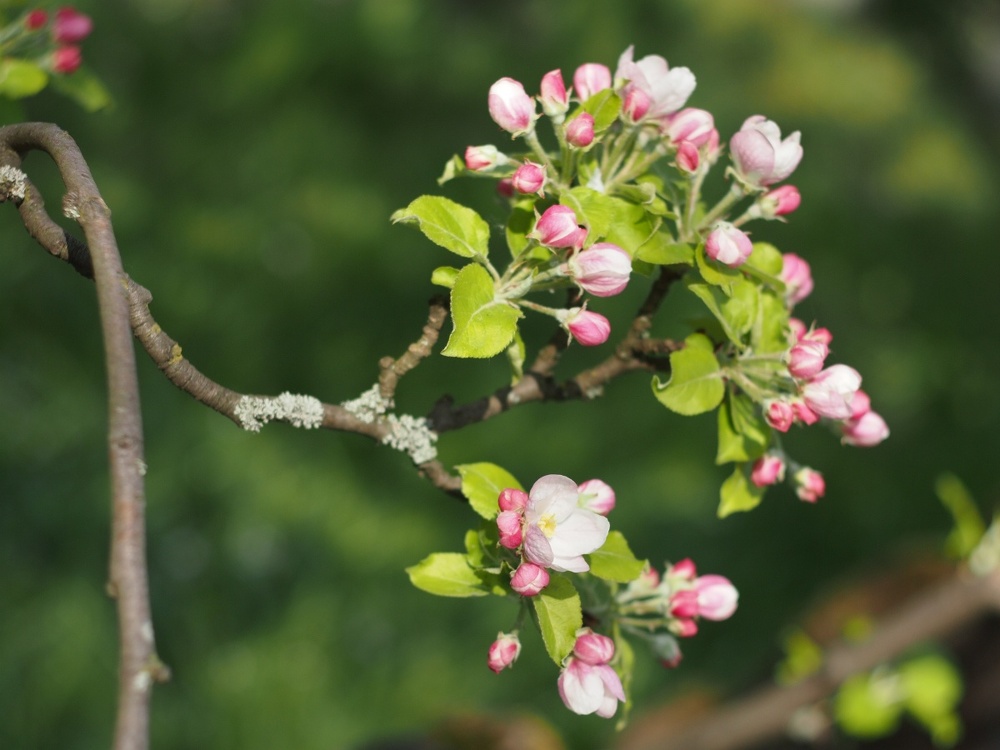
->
456 462 522 520
47 67 112 112
695 244 741 287
588 531 645 582
721 278 759 341
834 672 903 739
752 289 790 354
745 242 784 276
430 265 460 288
775 629 823 685
602 201 656 256
0 59 48 99
686 280 744 346
637 236 694 266
391 195 490 259
936 473 985 559
405 552 490 597
437 154 466 185
716 393 770 465
580 89 622 132
442 264 521 358
652 333 725 415
612 627 635 732
718 465 766 517
560 187 616 240
505 199 536 257
533 574 582 665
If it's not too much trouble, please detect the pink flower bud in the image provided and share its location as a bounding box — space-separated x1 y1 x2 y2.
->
53 7 92 44
510 562 550 596
788 317 807 341
512 161 546 195
496 178 514 198
705 222 753 268
497 510 524 549
637 564 661 589
488 77 536 136
703 128 721 164
487 632 522 674
842 410 890 447
539 69 569 119
793 399 820 426
765 399 795 433
51 45 82 74
573 629 616 665
780 253 814 306
670 589 699 618
730 115 803 188
802 326 833 345
622 84 651 122
652 634 683 669
565 113 595 148
787 340 829 380
25 9 48 30
676 141 699 173
561 308 611 346
529 204 588 249
672 618 699 638
573 63 611 101
764 185 801 216
577 478 616 515
498 487 529 512
464 144 506 172
802 364 862 420
849 390 871 419
794 467 825 503
670 558 697 580
692 574 739 621
565 243 631 297
751 455 786 487
664 108 715 147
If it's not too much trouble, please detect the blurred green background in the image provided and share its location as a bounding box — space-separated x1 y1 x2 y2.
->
1 0 998 748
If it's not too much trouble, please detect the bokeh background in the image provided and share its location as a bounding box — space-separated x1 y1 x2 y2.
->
2 0 999 748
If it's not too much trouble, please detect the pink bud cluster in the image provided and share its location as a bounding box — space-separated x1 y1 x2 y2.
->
558 629 626 718
22 7 93 75
498 476 613 597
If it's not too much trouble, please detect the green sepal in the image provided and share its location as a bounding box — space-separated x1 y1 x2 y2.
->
456 462 523 520
533 574 583 665
391 195 490 260
588 531 645 583
652 333 725 416
718 464 766 517
0 58 48 99
442 264 521 358
405 552 491 597
430 266 460 288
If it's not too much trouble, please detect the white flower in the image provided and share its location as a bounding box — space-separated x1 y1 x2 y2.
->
615 45 696 118
522 475 610 573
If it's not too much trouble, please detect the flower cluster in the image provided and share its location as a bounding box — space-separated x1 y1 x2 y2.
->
3 6 94 75
558 629 627 718
497 475 612 596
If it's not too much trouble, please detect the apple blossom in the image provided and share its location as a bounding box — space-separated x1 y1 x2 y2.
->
705 221 753 267
487 632 521 674
802 364 862 420
51 46 82 74
521 474 610 573
663 108 715 147
764 185 801 216
498 487 528 512
496 510 523 549
560 308 611 346
53 6 92 44
842 410 890 447
671 618 698 638
669 558 697 581
572 629 616 665
615 45 696 117
564 243 631 297
676 141 699 173
510 562 550 596
558 657 626 718
730 115 803 188
511 161 546 195
794 467 826 503
691 574 739 621
765 399 795 433
622 86 651 123
577 478 615 516
787 340 829 380
25 9 48 30
780 253 814 306
751 455 786 487
488 77 536 136
573 63 611 101
529 204 588 249
565 113 595 148
464 144 506 172
539 69 569 119
849 389 872 419
793 399 821 426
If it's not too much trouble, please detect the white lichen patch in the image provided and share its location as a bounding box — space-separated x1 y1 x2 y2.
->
234 391 325 432
0 165 27 202
132 670 152 693
382 413 438 464
341 383 393 424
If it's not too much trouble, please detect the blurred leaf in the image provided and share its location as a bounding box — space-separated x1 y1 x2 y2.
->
935 473 984 559
391 195 490 259
588 531 644 583
442 263 520 358
718 465 765 518
533 574 582 665
48 68 112 112
0 58 48 99
745 241 784 276
899 654 963 746
456 462 522 520
834 671 904 738
775 629 823 685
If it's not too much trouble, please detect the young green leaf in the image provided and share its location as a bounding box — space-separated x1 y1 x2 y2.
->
0 59 48 99
652 333 725 415
456 462 523 520
533 574 583 664
391 195 490 259
430 266 460 288
718 465 766 517
442 264 521 358
406 552 491 597
588 531 645 582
